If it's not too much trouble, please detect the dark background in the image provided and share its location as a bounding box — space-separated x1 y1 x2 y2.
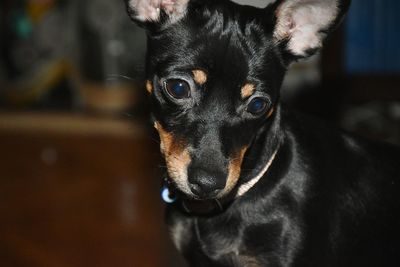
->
0 0 399 266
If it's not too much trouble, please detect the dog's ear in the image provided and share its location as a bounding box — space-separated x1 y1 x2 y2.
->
125 0 190 29
272 0 351 58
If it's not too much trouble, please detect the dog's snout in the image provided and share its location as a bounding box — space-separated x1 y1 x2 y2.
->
189 170 225 199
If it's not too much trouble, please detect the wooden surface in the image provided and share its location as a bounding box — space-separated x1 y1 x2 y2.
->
0 112 183 267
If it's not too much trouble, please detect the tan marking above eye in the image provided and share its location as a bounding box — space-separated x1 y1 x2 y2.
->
154 121 192 195
192 69 207 85
241 83 256 99
266 106 275 118
223 146 249 196
146 80 153 94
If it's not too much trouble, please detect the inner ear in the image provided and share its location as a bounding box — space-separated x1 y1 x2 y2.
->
126 0 189 24
273 0 345 58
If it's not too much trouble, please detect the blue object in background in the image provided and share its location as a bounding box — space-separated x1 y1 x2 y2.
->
345 0 400 74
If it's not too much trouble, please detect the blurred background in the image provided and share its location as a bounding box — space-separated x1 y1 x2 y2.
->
0 0 399 266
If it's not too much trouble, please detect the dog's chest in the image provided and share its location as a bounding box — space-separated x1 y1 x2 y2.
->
170 215 242 252
196 218 243 260
170 214 275 266
169 209 294 266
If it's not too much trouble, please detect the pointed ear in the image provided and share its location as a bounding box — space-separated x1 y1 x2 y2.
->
125 0 190 28
273 0 351 58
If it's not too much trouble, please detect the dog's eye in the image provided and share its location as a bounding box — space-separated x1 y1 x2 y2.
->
164 79 191 99
247 98 268 115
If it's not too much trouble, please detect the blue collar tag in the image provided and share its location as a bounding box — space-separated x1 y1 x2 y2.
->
161 185 177 204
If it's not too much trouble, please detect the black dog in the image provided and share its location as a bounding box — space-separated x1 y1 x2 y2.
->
125 0 400 266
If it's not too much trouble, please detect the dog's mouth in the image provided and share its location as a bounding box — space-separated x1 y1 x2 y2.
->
163 159 245 201
162 175 237 215
163 175 222 201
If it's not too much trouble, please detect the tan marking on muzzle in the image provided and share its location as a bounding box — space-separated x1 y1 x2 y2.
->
154 122 191 194
241 83 256 99
192 69 207 85
223 146 249 195
146 80 153 94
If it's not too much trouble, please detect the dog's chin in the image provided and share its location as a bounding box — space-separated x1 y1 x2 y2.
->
186 194 213 201
177 186 234 202
176 188 218 201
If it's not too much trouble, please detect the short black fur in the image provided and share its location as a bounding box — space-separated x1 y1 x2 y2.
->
125 0 400 266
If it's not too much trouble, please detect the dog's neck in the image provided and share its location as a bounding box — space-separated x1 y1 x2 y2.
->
236 144 280 197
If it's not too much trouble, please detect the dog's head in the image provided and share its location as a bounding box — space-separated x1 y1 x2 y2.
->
125 0 350 200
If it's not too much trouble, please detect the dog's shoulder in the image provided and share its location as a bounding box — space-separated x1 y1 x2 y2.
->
281 106 400 167
277 107 400 265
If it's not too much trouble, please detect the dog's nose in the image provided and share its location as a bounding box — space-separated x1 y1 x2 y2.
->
188 170 225 198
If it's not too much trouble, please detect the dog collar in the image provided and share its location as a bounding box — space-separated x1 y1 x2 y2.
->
236 145 280 198
161 185 177 204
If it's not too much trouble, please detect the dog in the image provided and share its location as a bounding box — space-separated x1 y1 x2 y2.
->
124 0 400 266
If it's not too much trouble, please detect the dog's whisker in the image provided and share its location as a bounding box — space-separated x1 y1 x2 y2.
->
106 74 135 81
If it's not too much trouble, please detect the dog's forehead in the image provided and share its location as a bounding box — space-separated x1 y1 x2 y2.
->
149 3 279 87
